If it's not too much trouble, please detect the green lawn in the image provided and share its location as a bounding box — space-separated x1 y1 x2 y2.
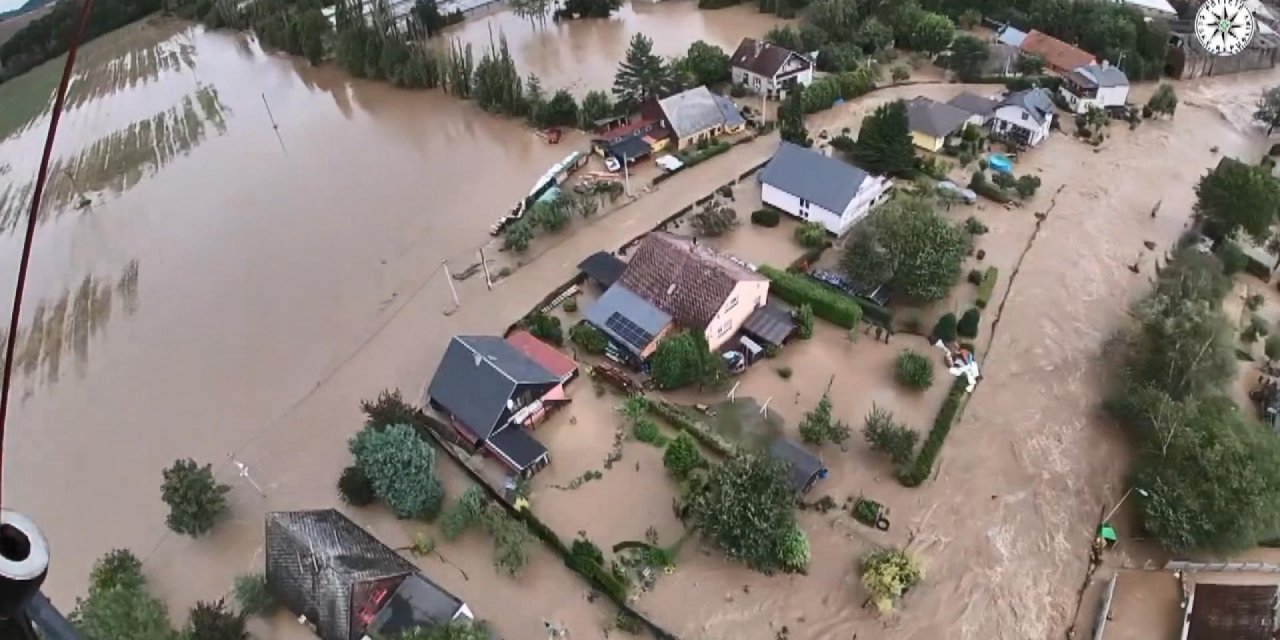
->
0 54 62 142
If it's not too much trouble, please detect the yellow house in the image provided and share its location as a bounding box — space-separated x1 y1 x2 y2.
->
648 86 747 152
906 97 972 152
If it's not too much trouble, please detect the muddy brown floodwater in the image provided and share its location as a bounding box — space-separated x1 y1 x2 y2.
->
0 4 1275 638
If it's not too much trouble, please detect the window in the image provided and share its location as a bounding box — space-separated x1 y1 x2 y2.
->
1020 111 1028 121
716 319 732 337
799 197 810 209
725 295 739 312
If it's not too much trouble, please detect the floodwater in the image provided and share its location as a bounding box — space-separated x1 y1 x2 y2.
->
0 4 1275 639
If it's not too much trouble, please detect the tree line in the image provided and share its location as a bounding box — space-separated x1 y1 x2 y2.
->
0 0 163 83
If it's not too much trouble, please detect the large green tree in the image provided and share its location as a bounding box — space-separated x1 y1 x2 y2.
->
679 40 730 86
1118 276 1236 402
1193 158 1280 243
579 90 615 127
160 458 230 537
649 331 724 390
71 550 176 640
779 86 811 147
349 423 445 519
851 100 915 176
397 620 494 640
840 195 968 300
186 600 249 640
908 11 954 56
687 454 805 574
613 33 677 107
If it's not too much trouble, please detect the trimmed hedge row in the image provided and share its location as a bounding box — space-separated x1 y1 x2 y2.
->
759 265 869 328
896 377 969 487
975 267 999 309
641 397 736 458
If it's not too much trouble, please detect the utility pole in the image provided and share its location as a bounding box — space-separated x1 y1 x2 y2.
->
442 260 460 311
622 153 632 197
478 248 493 290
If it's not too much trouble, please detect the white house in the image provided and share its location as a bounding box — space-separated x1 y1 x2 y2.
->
758 142 892 236
1060 63 1130 114
730 38 814 100
991 88 1055 147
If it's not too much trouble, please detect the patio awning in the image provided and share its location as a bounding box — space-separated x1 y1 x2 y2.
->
487 427 548 471
742 303 795 345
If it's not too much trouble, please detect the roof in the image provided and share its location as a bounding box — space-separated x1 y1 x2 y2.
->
427 336 558 439
1018 30 1095 71
714 94 746 128
265 509 416 640
487 424 549 470
999 88 1056 125
1075 63 1129 87
618 232 765 331
947 91 997 117
741 303 795 345
1187 583 1279 640
768 438 823 494
907 97 974 138
759 141 872 214
577 251 626 287
505 330 577 381
605 135 653 161
583 284 673 356
657 86 739 139
730 37 807 77
366 573 465 638
1119 0 1175 14
996 25 1027 47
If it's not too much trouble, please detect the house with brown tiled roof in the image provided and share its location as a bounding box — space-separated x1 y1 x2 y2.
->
730 37 814 100
618 232 769 350
1017 30 1096 74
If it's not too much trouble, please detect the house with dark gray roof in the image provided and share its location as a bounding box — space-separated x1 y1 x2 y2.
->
1060 62 1130 114
758 141 892 235
265 509 472 640
767 438 825 495
640 86 746 151
991 88 1056 148
947 91 998 127
425 335 568 474
730 37 814 100
906 97 975 152
583 283 674 369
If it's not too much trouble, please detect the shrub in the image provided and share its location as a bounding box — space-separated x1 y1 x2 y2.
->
570 322 607 354
161 458 231 537
957 308 981 338
686 453 800 573
187 599 247 640
860 548 924 614
503 220 533 252
779 525 810 573
895 350 934 389
1216 240 1248 275
853 498 881 525
891 66 909 81
967 269 983 285
776 366 793 379
664 432 705 478
633 417 669 446
897 377 967 486
794 221 828 248
795 303 814 339
350 423 445 520
523 312 564 346
751 208 781 227
975 267 998 309
691 202 739 237
614 610 644 634
232 573 276 617
563 298 578 313
862 405 918 465
799 394 850 445
758 265 874 328
1267 334 1280 361
931 313 957 343
337 465 377 507
963 216 988 235
649 331 723 390
90 549 145 593
1244 314 1270 343
441 485 489 540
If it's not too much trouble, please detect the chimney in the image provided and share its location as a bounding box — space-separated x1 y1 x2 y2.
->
1101 59 1110 69
755 39 763 59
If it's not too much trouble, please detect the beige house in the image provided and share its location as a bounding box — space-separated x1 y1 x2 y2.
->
618 232 768 350
641 86 747 152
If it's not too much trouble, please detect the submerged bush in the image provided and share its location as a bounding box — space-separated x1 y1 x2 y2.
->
895 350 934 389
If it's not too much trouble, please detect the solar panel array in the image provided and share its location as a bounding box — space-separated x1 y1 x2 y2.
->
605 312 653 350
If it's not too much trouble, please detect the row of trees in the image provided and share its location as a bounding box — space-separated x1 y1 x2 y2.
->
0 0 163 83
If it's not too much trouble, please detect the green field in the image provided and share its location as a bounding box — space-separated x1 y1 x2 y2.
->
0 54 61 141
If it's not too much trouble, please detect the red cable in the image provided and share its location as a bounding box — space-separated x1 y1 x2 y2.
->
0 0 98 509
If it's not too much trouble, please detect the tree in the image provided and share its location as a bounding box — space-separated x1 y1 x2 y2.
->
895 350 934 389
412 0 462 37
510 0 551 26
503 219 533 252
522 311 564 345
856 17 895 53
1014 175 1041 199
441 484 489 540
579 90 615 127
649 331 723 390
614 33 677 107
232 573 276 617
958 8 981 28
1016 53 1044 75
530 199 571 232
296 9 330 65
794 221 827 248
991 171 1016 190
851 100 915 176
481 504 535 575
691 201 739 237
778 87 811 147
71 550 175 640
946 33 988 80
187 600 248 640
90 550 145 593
957 308 981 338
349 423 445 519
680 40 730 85
860 547 924 614
931 312 957 342
840 195 968 300
536 90 579 128
664 432 705 478
560 0 621 18
397 619 494 640
361 388 426 431
798 393 850 445
1147 83 1178 118
908 11 953 56
1194 158 1280 243
686 454 802 573
1255 86 1280 135
778 525 810 573
160 458 230 537
337 465 377 506
862 405 918 465
570 322 607 353
795 303 814 340
1120 281 1236 401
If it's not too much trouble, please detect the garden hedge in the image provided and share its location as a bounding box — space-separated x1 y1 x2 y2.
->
896 377 969 487
759 265 893 327
975 267 999 309
640 397 736 458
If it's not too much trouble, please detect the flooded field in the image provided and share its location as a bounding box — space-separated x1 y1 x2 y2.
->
0 4 1276 639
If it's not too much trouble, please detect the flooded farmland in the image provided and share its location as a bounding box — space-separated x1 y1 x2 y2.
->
0 3 1277 639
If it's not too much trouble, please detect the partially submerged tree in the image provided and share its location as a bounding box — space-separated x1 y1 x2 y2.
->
349 423 445 520
859 547 924 614
691 201 739 237
840 195 968 300
71 550 175 640
337 465 377 506
613 33 677 107
679 40 731 85
779 86 811 147
862 405 918 465
1194 158 1280 243
1255 86 1280 135
186 599 249 640
664 432 706 478
441 484 490 540
1146 83 1178 118
160 458 230 537
522 311 564 345
687 454 804 573
798 393 851 445
232 572 276 618
649 331 724 390
894 350 934 389
851 100 915 176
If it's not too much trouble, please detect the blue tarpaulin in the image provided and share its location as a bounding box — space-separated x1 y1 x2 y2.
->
987 153 1012 174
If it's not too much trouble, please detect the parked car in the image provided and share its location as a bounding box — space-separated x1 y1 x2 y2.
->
808 269 891 307
604 155 621 172
936 180 977 205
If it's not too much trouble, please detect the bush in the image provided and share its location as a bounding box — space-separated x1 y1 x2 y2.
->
891 66 909 81
1267 334 1280 361
776 366 793 379
441 485 489 540
957 308 981 338
187 599 247 640
798 394 850 445
1244 314 1271 343
779 525 810 573
649 331 723 390
895 350 934 389
862 405 918 465
337 465 377 507
664 432 705 478
1216 239 1248 275
232 573 276 617
751 208 781 227
897 377 967 486
503 220 533 252
633 417 669 446
975 267 998 309
963 216 988 235
860 548 924 614
564 298 578 313
90 549 145 593
161 458 231 537
931 313 957 342
523 312 564 346
642 397 736 457
759 265 874 328
795 303 814 339
570 322 607 354
967 269 983 285
794 221 828 248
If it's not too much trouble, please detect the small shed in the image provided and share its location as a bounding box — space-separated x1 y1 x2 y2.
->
768 438 825 495
577 251 627 289
741 303 795 346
